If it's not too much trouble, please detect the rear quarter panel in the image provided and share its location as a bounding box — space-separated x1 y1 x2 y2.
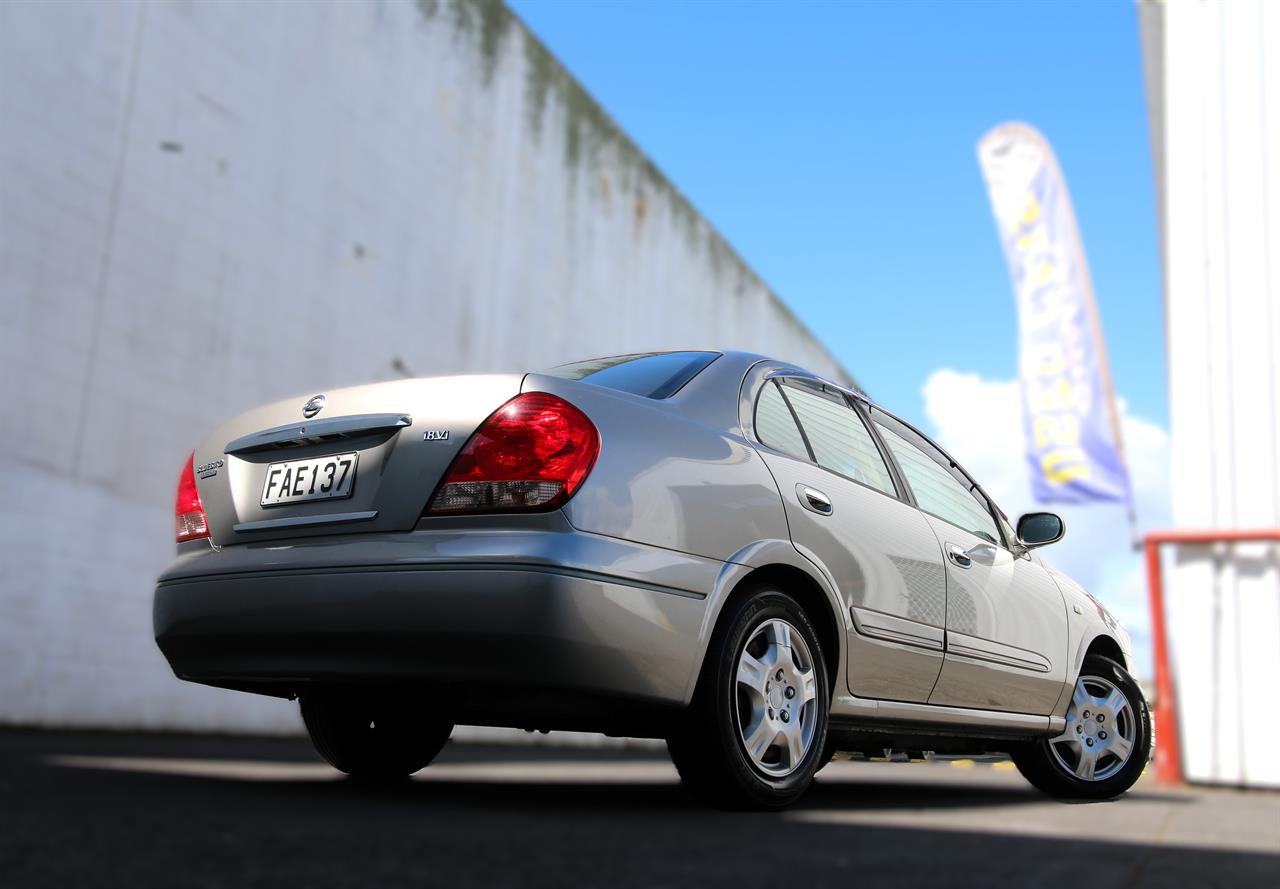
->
194 374 525 544
524 371 847 703
522 373 790 565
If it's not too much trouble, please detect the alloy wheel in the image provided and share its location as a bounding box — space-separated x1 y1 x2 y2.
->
1048 674 1137 782
733 618 819 777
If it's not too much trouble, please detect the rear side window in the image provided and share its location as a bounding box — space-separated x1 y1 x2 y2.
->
546 351 719 399
873 420 1000 544
782 383 896 496
754 381 809 459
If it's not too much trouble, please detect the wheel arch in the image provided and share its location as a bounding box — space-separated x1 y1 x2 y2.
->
731 564 841 690
1050 630 1133 725
1083 634 1128 673
684 541 847 704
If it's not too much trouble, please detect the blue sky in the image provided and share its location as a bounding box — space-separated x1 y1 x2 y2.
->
508 0 1165 432
509 0 1167 675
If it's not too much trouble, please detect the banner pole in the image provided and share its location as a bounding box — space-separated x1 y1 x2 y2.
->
1045 130 1139 539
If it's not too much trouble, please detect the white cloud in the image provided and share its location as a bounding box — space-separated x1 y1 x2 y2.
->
919 369 1171 677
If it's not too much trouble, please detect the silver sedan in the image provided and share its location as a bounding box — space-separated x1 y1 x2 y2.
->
155 350 1150 808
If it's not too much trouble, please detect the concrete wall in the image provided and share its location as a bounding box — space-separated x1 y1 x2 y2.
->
0 0 852 733
1143 0 1280 787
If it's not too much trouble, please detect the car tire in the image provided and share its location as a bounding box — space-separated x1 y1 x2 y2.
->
814 736 842 774
667 585 829 809
300 689 454 781
1012 654 1151 800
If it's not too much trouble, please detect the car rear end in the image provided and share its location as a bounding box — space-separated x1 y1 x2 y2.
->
153 360 729 732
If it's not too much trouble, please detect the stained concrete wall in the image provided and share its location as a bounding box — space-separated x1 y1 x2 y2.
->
0 0 852 732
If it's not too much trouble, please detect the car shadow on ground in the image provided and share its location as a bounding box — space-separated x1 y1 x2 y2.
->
13 728 1182 814
266 772 1077 814
6 730 1271 889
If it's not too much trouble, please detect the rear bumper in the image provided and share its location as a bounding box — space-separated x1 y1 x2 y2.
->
154 527 714 715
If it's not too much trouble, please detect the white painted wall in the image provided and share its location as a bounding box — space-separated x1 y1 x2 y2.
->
1152 0 1280 787
0 0 852 733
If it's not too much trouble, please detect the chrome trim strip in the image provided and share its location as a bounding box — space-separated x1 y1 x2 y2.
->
945 631 1053 673
947 643 1051 673
850 606 945 652
225 413 412 455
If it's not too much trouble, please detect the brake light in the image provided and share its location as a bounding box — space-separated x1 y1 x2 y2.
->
175 452 210 542
428 393 599 513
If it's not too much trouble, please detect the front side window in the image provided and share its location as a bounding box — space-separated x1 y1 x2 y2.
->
781 382 896 496
872 419 999 544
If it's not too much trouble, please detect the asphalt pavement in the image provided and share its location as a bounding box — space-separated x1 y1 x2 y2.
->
1 729 1276 888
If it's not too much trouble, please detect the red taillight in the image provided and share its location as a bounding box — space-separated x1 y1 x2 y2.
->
428 393 600 514
175 452 210 543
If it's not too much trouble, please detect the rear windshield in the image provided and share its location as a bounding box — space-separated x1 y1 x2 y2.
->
546 351 720 399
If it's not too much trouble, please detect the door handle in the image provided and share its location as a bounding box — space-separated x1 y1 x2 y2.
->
797 485 833 516
947 544 972 568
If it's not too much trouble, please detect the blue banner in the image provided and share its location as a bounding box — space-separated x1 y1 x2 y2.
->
978 123 1131 505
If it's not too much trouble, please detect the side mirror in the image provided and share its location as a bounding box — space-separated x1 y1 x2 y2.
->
1017 512 1065 549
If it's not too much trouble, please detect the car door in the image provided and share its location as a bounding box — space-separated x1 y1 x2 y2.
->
751 376 949 703
869 409 1069 715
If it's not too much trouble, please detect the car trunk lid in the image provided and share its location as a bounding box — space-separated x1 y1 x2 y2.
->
191 374 524 544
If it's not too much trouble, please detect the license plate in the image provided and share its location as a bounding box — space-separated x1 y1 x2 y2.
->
260 453 359 507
